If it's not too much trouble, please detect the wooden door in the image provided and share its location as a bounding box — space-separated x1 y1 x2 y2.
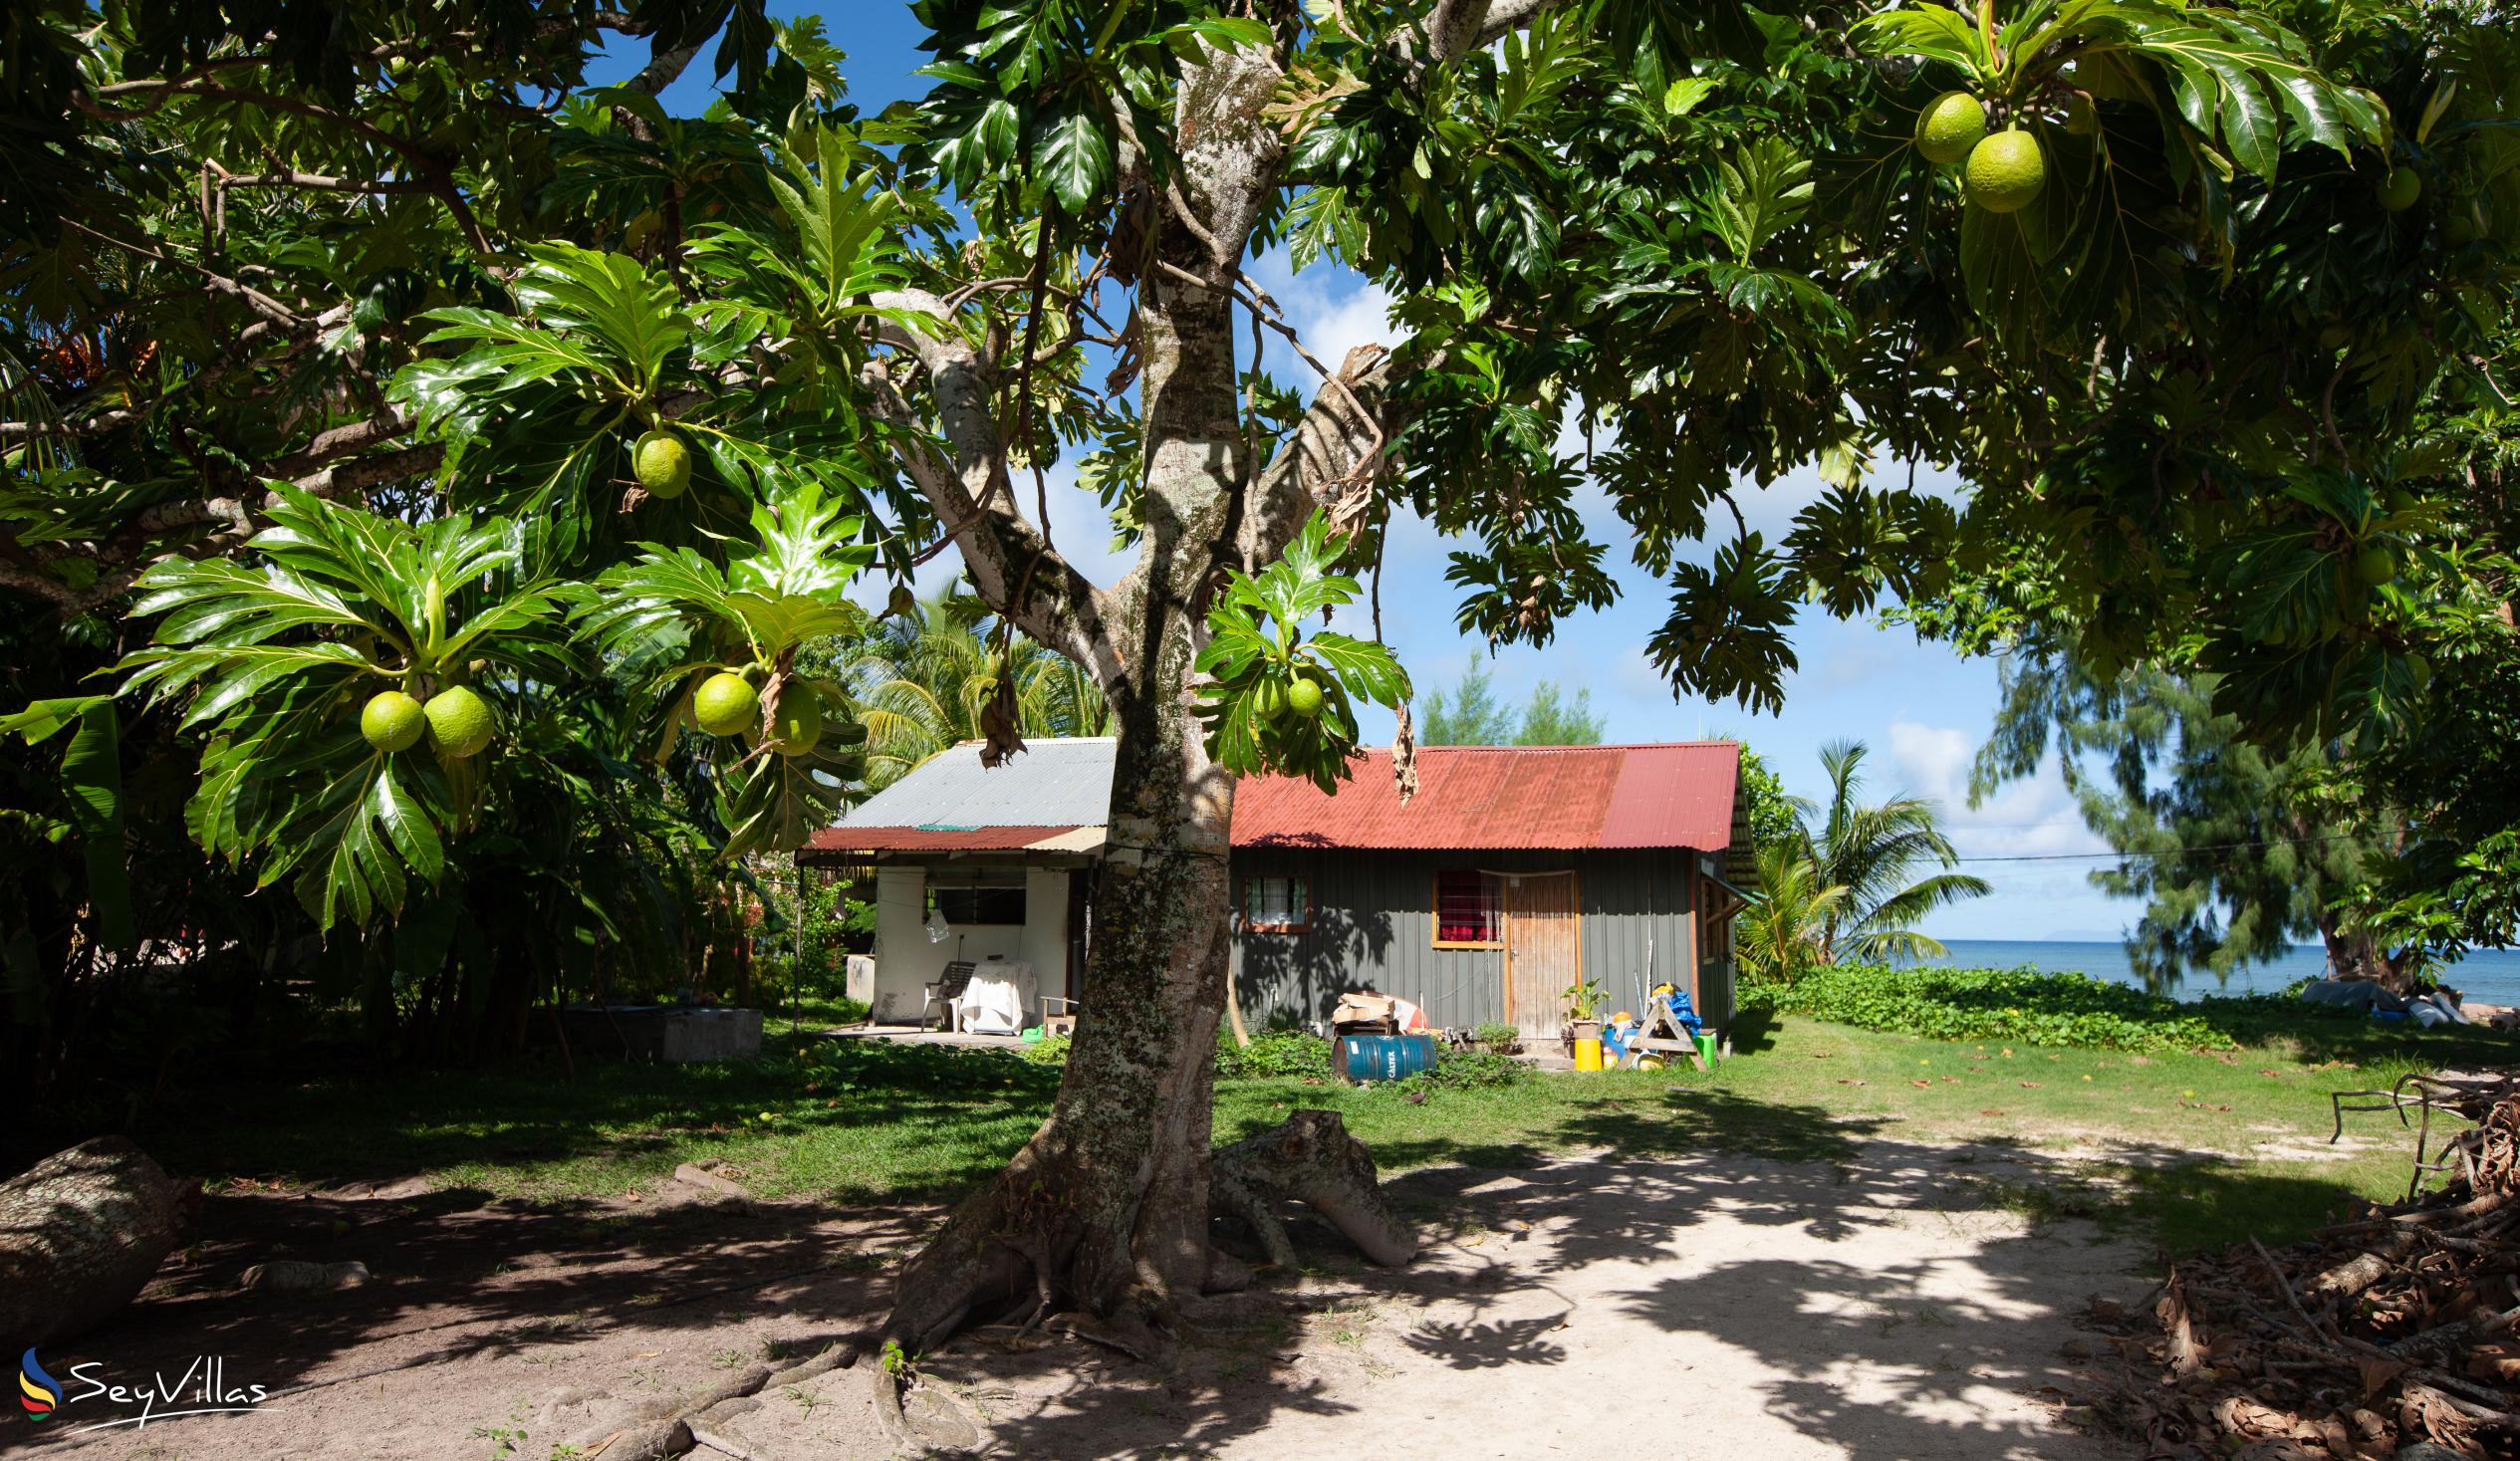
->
1504 871 1581 1038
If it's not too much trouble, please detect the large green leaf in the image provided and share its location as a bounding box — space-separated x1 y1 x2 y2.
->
1032 107 1115 213
62 704 133 951
1195 512 1407 791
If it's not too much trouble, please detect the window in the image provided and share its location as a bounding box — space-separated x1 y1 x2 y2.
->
927 881 1026 926
1242 876 1310 932
1433 870 1503 948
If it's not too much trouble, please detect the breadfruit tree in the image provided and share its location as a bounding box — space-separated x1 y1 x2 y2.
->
4 0 2514 1380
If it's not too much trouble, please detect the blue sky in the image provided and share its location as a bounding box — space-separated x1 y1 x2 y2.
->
600 10 2135 943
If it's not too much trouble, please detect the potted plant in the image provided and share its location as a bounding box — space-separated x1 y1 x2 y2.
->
1562 979 1609 1062
1472 1021 1523 1057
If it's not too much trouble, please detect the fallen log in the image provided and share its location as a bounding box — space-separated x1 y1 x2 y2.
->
0 1137 195 1349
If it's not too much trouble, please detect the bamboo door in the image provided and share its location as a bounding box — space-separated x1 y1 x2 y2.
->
1503 871 1581 1039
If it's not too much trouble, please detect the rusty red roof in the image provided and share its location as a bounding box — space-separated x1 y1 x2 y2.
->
804 825 1092 854
1231 743 1741 852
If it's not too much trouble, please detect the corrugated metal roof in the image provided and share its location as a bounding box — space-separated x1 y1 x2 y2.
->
807 738 1740 856
806 825 1095 853
835 738 1119 829
1232 743 1740 852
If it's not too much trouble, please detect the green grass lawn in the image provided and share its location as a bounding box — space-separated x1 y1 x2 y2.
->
131 1005 2511 1255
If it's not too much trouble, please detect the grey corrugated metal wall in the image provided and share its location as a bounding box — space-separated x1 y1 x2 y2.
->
1229 848 1733 1033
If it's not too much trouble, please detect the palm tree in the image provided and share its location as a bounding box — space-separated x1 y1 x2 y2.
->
1735 843 1851 986
1792 739 1992 962
843 583 1114 788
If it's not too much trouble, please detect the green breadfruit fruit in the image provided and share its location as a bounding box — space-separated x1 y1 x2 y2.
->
1915 92 1987 164
693 672 760 737
424 685 496 758
761 685 825 758
1965 131 2047 214
362 691 426 753
633 430 691 499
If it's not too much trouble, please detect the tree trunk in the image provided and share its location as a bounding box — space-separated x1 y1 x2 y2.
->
2320 916 2411 994
0 1137 195 1350
881 689 1236 1351
873 35 1419 1367
882 165 1267 1348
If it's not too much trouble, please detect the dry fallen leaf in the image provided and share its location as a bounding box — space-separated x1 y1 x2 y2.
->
1911 1079 1932 1088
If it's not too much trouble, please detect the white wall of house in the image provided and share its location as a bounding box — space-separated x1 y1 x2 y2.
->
868 861 1072 1026
1021 866 1073 1005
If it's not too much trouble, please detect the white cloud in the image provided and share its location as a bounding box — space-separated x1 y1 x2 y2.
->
1885 720 2111 861
1285 283 1398 378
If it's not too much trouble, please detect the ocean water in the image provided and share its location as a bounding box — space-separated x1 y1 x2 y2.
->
1918 938 2520 1008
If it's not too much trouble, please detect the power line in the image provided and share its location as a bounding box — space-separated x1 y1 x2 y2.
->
1950 832 2371 864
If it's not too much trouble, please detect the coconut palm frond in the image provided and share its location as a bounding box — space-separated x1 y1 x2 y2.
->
1787 738 1990 966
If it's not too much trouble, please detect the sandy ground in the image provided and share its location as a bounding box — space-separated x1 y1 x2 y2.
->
20 1137 2145 1461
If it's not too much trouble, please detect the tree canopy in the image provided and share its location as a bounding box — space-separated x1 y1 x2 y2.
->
4 0 2516 1354
1975 646 2406 989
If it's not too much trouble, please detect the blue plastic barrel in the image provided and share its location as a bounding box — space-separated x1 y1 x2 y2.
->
1334 1033 1437 1084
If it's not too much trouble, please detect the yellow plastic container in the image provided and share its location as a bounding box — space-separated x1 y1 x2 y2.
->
1573 1036 1605 1072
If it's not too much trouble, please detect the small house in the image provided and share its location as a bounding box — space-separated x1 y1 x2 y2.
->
801 738 1751 1038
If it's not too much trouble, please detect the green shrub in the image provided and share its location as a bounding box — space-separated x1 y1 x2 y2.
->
801 1038 1060 1095
1019 1034 1071 1067
1216 1029 1332 1080
1472 1022 1522 1049
1742 963 2242 1054
1396 1050 1529 1091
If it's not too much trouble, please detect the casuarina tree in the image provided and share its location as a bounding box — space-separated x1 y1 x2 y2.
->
5 0 2515 1401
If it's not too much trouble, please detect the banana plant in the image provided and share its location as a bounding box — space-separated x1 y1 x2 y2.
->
1194 511 1410 793
573 481 876 857
112 486 573 929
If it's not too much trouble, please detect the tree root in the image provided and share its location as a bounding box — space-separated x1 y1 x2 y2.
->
1213 1108 1418 1268
563 1342 856 1459
868 1353 986 1456
868 1104 1417 1444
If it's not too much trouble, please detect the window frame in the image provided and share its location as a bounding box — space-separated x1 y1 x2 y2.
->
1240 875 1312 934
1430 869 1505 950
925 879 1028 927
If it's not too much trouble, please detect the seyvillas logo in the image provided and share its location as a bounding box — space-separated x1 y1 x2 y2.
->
18 1350 61 1416
13 1350 273 1434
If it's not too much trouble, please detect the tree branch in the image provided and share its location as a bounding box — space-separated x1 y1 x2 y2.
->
210 167 438 196
0 410 141 441
866 291 1122 686
1242 344 1406 566
1408 0 1568 65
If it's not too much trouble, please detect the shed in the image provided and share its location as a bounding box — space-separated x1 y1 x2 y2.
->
802 739 1750 1039
1231 744 1750 1037
799 738 1112 1026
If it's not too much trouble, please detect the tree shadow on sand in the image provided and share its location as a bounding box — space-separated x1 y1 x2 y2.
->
933 1087 2369 1461
26 1082 2374 1459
